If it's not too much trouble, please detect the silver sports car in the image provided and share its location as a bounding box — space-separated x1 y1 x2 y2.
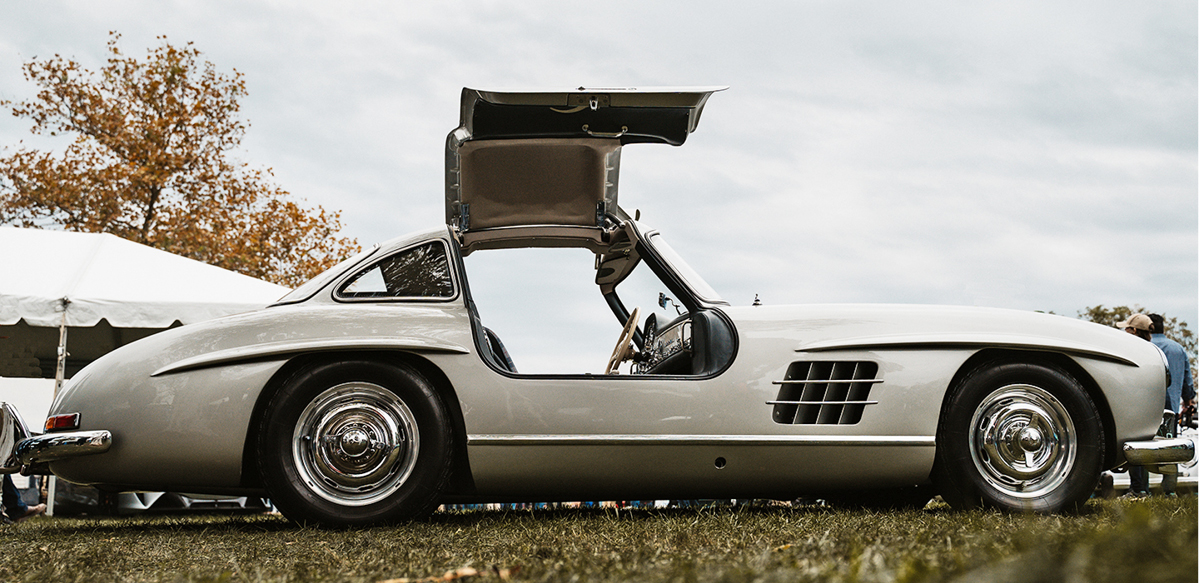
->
2 87 1192 526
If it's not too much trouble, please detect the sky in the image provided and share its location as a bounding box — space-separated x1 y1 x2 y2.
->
1 1 1195 372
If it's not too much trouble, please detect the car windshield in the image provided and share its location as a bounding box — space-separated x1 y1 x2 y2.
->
645 233 722 304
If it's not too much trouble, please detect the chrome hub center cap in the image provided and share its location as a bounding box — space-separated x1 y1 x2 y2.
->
1018 427 1043 452
339 428 371 457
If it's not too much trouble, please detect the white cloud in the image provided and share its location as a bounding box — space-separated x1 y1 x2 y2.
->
0 0 1194 348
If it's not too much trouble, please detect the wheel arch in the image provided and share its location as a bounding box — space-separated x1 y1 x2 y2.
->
938 348 1118 471
239 350 474 496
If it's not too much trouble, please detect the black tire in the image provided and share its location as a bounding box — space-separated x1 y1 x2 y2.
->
257 360 454 526
934 362 1103 513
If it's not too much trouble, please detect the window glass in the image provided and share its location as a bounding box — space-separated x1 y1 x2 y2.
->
646 233 722 303
338 242 454 299
614 255 689 324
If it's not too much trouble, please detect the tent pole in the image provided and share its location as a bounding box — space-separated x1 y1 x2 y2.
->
47 297 71 517
54 298 69 398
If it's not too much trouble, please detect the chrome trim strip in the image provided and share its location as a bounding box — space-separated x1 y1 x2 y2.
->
765 400 879 406
16 430 112 465
467 434 935 446
1123 437 1196 466
772 379 883 385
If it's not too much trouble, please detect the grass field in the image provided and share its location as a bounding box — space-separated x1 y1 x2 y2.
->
0 497 1194 583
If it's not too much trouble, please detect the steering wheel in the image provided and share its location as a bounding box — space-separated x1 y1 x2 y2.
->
605 307 640 375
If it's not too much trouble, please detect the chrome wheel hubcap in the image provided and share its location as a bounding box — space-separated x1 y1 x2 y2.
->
969 384 1075 499
293 382 419 506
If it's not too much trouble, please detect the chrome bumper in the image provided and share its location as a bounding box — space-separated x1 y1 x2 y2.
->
1 402 111 473
1123 437 1196 466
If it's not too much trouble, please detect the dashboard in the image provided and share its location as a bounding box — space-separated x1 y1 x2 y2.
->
635 313 692 375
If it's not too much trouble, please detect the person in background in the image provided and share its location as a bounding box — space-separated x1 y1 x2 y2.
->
1148 314 1196 418
1147 313 1196 498
1116 314 1154 498
1 474 45 523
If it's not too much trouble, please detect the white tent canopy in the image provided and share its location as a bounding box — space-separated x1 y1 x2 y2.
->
0 227 288 328
0 227 290 383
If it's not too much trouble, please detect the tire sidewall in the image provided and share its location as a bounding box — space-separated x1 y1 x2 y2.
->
259 360 452 526
936 362 1103 512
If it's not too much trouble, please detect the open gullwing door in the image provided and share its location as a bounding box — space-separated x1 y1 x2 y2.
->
445 86 724 254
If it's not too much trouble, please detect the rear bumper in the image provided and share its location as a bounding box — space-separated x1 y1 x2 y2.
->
1123 437 1196 466
1 403 111 473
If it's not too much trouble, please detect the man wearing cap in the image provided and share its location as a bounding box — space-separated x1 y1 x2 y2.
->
1119 314 1154 341
1116 313 1155 497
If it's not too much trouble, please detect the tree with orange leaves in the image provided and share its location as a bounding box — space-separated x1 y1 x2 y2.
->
0 33 358 287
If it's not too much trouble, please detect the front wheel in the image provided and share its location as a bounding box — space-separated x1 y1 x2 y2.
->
934 362 1103 513
257 360 454 526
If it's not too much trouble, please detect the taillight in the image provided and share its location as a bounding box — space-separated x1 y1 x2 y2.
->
44 413 80 432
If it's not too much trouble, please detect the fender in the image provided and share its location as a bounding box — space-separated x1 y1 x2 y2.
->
152 337 470 377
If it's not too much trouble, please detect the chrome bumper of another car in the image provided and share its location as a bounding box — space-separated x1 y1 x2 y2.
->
1 403 111 473
1123 437 1196 466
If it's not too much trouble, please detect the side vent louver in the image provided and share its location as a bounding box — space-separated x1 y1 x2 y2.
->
769 361 880 425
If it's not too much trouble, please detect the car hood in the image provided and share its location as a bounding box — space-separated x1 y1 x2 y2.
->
721 303 1160 367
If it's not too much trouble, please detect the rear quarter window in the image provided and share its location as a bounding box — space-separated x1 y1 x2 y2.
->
337 242 455 300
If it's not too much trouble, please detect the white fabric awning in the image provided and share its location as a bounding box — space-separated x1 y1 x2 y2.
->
0 227 289 328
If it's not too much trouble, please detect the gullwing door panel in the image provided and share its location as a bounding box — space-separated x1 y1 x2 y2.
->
445 87 725 254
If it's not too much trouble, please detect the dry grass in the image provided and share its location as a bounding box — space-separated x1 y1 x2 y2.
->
0 497 1194 583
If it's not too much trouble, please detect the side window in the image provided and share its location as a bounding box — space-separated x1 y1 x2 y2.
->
337 242 454 299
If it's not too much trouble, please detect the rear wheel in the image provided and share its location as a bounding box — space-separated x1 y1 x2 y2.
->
257 360 453 526
934 362 1103 513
